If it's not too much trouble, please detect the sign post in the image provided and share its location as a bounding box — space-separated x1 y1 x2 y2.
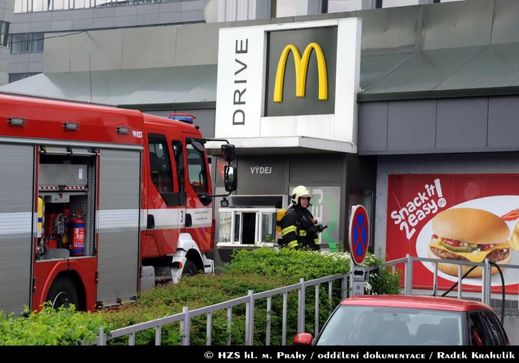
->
350 266 368 296
349 204 369 265
348 205 370 296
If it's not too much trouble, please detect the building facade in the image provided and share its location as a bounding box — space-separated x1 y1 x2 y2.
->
0 0 14 84
5 0 462 84
2 1 468 256
3 0 519 342
6 0 519 264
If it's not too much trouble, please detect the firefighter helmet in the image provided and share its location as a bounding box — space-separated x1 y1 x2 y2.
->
291 185 311 205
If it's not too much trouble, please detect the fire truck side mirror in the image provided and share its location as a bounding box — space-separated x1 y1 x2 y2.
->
224 165 237 192
221 144 235 162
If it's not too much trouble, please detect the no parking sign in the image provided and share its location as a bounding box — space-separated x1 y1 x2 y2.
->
349 205 370 265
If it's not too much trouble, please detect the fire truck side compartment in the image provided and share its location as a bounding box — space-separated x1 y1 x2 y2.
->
39 164 88 188
0 144 34 314
96 149 141 305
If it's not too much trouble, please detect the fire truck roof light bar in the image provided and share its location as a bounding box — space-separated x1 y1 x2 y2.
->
8 117 25 127
64 122 79 131
168 113 196 124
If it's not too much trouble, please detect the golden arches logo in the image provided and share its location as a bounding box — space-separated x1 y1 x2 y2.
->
273 42 328 103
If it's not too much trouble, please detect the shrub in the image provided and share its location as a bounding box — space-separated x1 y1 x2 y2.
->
0 248 400 345
215 248 352 344
96 248 352 345
363 253 402 295
98 272 292 345
0 304 104 345
223 247 351 281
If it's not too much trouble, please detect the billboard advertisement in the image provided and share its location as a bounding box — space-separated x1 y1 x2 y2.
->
387 174 519 293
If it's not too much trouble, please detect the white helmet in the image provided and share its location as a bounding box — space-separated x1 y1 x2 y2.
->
291 185 311 205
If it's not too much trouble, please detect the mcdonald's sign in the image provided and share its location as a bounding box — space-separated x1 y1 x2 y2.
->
273 42 328 103
216 19 360 141
265 27 336 117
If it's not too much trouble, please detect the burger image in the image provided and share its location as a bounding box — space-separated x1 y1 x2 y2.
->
510 221 519 251
428 208 511 278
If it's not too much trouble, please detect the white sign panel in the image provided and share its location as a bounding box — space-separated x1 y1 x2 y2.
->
215 25 265 138
215 18 362 146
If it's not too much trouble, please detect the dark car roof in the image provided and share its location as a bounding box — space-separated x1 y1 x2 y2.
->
340 295 492 312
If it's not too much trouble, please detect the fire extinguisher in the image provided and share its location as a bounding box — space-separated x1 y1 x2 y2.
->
70 213 85 256
61 207 72 248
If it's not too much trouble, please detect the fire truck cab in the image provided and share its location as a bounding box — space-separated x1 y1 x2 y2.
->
0 93 236 313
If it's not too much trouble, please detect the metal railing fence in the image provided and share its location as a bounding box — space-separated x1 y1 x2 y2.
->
385 254 519 305
96 273 348 346
95 255 519 345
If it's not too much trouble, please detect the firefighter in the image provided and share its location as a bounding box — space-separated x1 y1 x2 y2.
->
279 185 324 251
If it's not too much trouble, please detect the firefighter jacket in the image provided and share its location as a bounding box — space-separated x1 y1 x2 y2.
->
279 205 320 250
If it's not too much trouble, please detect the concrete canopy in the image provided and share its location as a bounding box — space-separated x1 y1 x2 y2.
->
359 43 519 102
0 64 217 108
5 44 519 107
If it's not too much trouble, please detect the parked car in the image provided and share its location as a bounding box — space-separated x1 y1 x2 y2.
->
294 295 509 346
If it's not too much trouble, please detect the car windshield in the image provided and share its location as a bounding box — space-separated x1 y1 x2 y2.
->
316 305 464 345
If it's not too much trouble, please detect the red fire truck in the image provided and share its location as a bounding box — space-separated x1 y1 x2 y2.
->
0 93 237 313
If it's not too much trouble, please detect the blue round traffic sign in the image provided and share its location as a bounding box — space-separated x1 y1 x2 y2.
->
349 205 370 265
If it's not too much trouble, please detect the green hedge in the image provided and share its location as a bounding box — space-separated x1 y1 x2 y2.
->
363 253 402 295
221 247 351 281
0 248 400 345
99 272 293 345
0 305 102 345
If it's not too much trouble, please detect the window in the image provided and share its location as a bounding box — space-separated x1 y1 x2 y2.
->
218 211 233 243
481 312 508 345
14 0 166 13
186 138 208 194
321 0 328 13
172 140 184 194
261 212 276 243
468 311 509 346
9 72 40 83
217 208 278 247
0 21 9 47
148 134 173 195
316 306 463 345
9 33 44 54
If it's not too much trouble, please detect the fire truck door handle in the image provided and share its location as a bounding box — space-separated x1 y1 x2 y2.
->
147 214 155 229
185 213 192 228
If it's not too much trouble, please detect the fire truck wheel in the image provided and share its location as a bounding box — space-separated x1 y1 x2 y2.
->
182 259 199 277
46 276 79 309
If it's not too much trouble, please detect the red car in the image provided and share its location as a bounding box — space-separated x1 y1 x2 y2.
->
294 295 509 346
